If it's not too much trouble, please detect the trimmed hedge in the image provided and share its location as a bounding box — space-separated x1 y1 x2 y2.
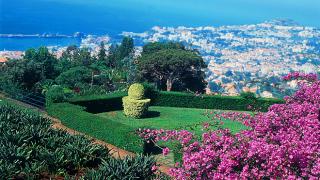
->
69 91 284 113
151 91 284 111
46 103 144 153
69 91 127 113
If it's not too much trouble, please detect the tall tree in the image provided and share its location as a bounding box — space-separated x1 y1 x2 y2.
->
137 48 206 92
98 42 107 62
119 36 134 60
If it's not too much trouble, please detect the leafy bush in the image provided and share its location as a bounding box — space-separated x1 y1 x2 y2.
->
46 85 66 106
69 91 127 113
240 91 256 99
142 82 159 100
128 83 145 100
0 103 110 179
55 66 92 89
122 97 151 118
123 83 151 118
83 155 157 180
152 91 283 111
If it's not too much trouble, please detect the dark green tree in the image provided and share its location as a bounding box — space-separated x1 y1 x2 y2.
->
55 66 92 89
98 42 107 62
119 36 134 60
137 48 206 92
142 42 185 54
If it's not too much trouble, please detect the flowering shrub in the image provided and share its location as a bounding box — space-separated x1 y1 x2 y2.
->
137 73 320 179
282 72 318 82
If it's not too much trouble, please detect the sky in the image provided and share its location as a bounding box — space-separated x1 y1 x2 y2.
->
1 0 319 35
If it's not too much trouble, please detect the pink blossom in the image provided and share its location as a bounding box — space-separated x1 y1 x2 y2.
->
162 147 170 156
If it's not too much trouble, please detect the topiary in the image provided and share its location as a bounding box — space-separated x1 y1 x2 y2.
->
128 83 145 100
123 83 151 118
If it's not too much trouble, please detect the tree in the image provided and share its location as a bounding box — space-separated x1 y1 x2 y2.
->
137 48 206 92
98 42 107 62
119 36 134 60
142 42 185 54
55 66 92 89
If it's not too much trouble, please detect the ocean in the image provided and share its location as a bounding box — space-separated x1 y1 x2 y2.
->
1 0 320 50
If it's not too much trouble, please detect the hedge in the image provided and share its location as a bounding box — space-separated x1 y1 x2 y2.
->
151 91 284 111
69 91 127 113
69 91 284 113
46 103 144 153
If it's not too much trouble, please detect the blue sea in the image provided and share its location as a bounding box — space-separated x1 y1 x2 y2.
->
1 0 320 50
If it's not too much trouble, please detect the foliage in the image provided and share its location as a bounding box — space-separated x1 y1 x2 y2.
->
98 42 107 62
82 155 157 180
46 103 144 153
142 42 185 55
282 72 318 82
128 83 145 100
123 83 151 118
0 103 110 179
152 91 283 111
45 85 66 106
55 66 92 89
69 90 282 113
137 43 206 92
142 82 159 99
69 91 127 113
240 91 256 99
1 36 136 99
122 97 151 118
137 75 320 179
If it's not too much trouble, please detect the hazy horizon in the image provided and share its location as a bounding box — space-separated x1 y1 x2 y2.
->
1 0 320 35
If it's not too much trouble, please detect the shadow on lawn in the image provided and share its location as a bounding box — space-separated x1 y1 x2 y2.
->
144 111 161 118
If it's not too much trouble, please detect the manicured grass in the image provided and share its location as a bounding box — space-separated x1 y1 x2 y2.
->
97 106 248 134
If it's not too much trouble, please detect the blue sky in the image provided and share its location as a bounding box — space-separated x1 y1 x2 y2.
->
1 0 319 35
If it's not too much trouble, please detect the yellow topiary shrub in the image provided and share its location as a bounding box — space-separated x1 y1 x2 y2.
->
128 83 145 100
123 83 151 118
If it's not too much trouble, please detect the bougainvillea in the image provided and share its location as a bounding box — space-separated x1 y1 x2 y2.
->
282 72 318 82
137 73 320 179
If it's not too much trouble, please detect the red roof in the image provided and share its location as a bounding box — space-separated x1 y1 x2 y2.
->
0 57 7 63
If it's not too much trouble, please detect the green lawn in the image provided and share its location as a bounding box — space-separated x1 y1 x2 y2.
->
97 106 248 134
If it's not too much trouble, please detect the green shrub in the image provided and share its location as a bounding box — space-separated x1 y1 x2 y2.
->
69 91 127 113
46 85 66 106
123 83 151 118
122 97 151 118
151 91 284 111
128 83 145 100
240 91 257 100
83 155 156 180
69 91 284 113
142 82 159 100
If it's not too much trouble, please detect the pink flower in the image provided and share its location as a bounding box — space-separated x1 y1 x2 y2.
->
151 165 158 172
162 147 170 156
